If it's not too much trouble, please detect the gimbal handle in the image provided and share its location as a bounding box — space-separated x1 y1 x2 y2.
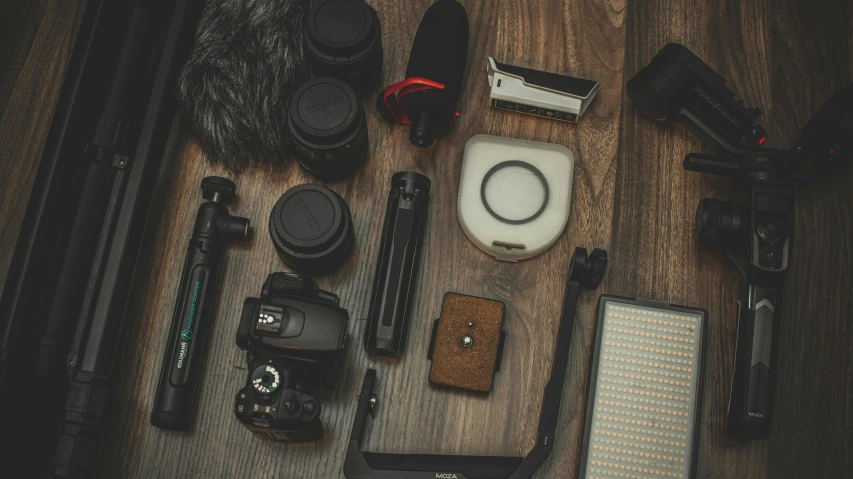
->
727 283 781 439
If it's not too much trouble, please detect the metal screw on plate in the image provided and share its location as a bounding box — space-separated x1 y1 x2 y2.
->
461 335 474 348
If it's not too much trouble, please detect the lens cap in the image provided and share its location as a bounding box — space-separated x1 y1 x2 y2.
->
270 184 355 275
306 0 378 58
288 78 369 180
289 77 363 146
304 0 383 91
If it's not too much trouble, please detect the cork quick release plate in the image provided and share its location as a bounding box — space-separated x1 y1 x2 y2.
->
429 293 505 392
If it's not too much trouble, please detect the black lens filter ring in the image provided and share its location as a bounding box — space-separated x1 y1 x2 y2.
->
479 160 550 225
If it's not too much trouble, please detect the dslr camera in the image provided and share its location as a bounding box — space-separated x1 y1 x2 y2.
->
235 273 349 442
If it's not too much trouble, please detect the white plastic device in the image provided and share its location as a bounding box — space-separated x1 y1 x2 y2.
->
487 57 599 122
458 134 574 262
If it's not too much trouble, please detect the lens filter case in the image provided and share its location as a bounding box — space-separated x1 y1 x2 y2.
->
458 135 574 261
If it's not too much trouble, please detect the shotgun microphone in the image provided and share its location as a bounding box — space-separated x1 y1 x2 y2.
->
377 0 469 148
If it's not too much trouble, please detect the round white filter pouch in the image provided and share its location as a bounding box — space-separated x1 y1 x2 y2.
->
458 135 574 261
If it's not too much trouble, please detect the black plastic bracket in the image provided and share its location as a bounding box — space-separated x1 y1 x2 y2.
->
344 247 608 479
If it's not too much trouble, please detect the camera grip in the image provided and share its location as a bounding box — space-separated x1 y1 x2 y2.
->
727 284 780 439
150 237 220 429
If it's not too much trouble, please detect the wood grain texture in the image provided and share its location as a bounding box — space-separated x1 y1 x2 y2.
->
0 0 851 478
0 0 85 295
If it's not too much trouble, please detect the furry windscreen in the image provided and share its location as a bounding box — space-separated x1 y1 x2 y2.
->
177 0 312 170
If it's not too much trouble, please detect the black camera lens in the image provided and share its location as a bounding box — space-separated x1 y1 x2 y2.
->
270 184 355 275
288 77 369 181
304 0 383 92
694 198 743 248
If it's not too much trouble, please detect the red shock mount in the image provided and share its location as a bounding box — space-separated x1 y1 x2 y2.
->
378 77 446 125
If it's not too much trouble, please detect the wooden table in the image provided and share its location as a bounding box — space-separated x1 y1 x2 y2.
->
2 1 851 478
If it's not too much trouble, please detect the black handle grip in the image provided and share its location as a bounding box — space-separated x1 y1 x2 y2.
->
151 182 249 429
727 285 780 439
363 172 431 356
150 236 221 429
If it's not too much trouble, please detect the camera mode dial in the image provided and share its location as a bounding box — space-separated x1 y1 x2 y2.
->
251 364 282 395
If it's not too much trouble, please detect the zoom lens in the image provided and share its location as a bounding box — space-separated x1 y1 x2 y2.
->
694 198 743 249
288 77 369 180
304 0 383 92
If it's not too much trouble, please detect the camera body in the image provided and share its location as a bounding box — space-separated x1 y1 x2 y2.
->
235 273 349 442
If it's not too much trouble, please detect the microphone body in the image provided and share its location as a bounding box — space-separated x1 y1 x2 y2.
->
378 0 469 147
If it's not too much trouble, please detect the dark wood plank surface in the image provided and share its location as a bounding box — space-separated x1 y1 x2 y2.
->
1 1 851 478
0 0 86 294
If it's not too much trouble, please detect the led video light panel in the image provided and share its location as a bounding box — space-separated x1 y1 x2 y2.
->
578 296 707 479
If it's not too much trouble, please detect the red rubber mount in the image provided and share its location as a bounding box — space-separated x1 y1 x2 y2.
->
379 77 445 125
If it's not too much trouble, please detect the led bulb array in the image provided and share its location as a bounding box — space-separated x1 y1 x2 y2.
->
582 300 705 479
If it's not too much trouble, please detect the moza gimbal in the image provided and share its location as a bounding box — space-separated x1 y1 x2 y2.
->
629 43 853 440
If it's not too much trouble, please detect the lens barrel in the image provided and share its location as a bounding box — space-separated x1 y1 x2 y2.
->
288 77 369 180
304 0 383 92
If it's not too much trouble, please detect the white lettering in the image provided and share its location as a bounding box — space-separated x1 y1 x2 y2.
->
177 341 188 368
